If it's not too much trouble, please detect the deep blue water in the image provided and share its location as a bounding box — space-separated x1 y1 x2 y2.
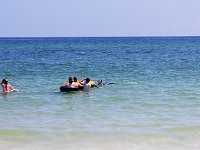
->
0 37 200 149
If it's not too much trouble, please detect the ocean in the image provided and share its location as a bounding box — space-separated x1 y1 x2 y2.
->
0 37 200 150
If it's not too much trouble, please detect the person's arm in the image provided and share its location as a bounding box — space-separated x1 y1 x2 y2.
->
9 84 20 92
79 78 86 85
80 78 86 82
78 83 83 87
10 84 14 91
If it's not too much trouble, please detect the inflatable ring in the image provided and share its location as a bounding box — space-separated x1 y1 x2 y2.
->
60 86 83 92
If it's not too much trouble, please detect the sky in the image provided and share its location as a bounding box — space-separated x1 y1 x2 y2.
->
0 0 200 37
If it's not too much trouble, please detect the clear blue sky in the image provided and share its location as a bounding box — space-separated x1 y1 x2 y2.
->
0 0 200 37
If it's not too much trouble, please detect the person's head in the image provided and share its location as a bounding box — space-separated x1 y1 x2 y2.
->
86 78 90 83
68 77 73 84
1 78 8 85
73 77 77 82
98 80 103 85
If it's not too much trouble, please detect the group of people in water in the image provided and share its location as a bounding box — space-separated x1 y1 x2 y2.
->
1 76 111 93
64 76 106 91
64 77 93 91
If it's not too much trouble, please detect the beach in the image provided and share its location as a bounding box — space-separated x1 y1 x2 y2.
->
1 37 200 149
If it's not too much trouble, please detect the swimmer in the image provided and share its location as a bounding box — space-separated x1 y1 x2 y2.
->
80 78 97 88
72 77 83 88
1 78 20 93
65 77 83 88
65 77 74 86
97 79 115 86
83 78 91 91
98 79 103 86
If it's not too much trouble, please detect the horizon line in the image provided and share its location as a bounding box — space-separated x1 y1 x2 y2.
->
0 35 200 38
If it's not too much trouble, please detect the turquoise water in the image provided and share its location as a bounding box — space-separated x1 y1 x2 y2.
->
0 37 200 149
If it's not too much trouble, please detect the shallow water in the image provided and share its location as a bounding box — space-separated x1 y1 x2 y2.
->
0 37 200 149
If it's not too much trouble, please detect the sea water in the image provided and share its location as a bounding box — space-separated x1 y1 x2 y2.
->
0 37 200 150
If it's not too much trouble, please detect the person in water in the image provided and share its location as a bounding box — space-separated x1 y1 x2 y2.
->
65 77 83 88
98 79 114 86
73 77 78 82
65 77 74 86
98 79 103 86
72 76 83 88
83 78 91 91
80 78 96 87
1 78 19 93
